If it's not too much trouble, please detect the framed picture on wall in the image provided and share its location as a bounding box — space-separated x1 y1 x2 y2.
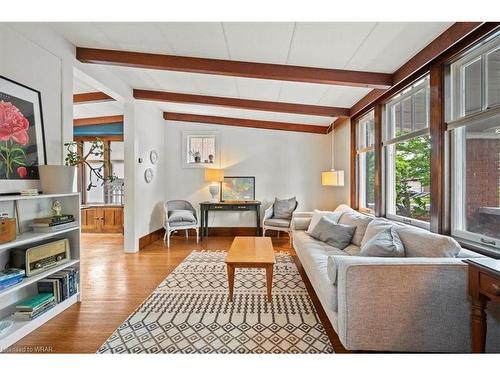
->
0 75 46 194
221 176 255 202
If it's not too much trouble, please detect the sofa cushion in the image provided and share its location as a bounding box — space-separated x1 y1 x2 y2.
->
394 225 461 257
168 209 196 223
343 244 362 256
334 204 354 214
309 217 355 250
264 218 290 228
360 217 399 247
338 210 373 246
307 209 342 234
360 227 405 257
327 256 338 285
273 197 297 219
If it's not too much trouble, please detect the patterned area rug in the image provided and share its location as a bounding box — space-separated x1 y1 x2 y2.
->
98 251 334 354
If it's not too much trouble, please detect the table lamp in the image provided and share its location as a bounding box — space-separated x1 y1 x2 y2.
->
205 168 224 202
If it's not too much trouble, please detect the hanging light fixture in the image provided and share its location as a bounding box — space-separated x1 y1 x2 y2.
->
322 125 345 187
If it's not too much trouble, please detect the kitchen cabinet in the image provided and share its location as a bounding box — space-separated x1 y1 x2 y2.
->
81 206 123 233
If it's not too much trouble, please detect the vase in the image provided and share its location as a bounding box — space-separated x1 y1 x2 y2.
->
38 165 77 194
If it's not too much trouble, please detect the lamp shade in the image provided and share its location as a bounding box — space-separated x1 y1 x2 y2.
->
205 168 224 182
322 170 344 186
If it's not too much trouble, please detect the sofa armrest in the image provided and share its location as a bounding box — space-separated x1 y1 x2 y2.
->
334 256 474 352
291 212 314 231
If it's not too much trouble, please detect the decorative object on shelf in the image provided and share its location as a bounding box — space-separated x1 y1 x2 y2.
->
40 137 115 194
204 168 224 202
221 176 255 202
0 217 16 244
0 75 47 195
321 127 345 187
52 200 62 216
0 320 13 336
150 149 159 164
144 168 154 183
208 154 214 163
189 150 201 163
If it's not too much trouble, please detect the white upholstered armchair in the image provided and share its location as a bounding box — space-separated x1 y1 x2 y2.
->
262 199 298 245
163 200 199 248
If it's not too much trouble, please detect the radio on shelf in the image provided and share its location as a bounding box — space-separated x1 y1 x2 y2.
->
9 238 71 277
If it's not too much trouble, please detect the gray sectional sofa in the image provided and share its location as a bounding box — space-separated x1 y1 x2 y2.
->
291 204 500 352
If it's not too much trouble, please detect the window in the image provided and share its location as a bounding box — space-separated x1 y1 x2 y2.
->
182 131 219 168
384 77 431 227
356 111 375 212
449 33 500 252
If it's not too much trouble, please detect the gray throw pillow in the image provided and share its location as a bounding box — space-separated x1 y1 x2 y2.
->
168 209 196 223
360 227 405 257
309 216 356 250
273 197 297 219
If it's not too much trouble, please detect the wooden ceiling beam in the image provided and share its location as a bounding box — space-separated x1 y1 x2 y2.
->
134 89 348 118
74 115 124 127
163 112 328 134
73 91 114 104
350 22 490 118
77 47 393 89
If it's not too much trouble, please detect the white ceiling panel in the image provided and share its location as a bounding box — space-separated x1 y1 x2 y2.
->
50 23 111 48
287 23 377 68
278 81 330 105
73 101 124 119
74 76 98 94
345 22 453 73
318 86 373 107
223 22 295 64
159 102 332 126
234 77 282 101
190 74 239 97
157 23 229 59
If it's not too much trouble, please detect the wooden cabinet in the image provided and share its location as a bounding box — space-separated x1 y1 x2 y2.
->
81 206 123 233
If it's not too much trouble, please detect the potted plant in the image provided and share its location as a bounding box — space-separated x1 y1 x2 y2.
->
39 138 114 194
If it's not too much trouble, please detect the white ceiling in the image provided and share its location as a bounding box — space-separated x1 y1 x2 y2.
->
59 22 453 127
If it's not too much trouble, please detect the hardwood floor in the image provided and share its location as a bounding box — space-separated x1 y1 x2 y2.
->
9 233 346 353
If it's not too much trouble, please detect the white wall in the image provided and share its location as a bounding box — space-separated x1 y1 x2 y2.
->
165 121 334 227
124 102 166 252
331 118 352 208
0 25 63 164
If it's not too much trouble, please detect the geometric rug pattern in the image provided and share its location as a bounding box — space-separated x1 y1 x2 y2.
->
98 251 334 354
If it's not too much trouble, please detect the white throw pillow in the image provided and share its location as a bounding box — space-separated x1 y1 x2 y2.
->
307 209 342 234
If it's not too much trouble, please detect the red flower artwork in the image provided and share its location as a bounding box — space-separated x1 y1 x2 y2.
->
0 101 30 145
0 100 30 178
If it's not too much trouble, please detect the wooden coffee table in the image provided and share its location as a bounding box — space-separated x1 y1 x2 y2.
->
225 236 276 303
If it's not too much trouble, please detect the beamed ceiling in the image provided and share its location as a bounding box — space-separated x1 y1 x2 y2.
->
63 22 466 132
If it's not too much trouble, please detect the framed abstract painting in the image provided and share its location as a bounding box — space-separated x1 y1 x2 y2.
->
221 176 255 202
0 76 46 194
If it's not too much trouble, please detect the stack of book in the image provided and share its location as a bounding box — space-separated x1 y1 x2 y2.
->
0 268 25 291
20 189 39 196
14 293 56 320
30 214 77 233
37 267 79 303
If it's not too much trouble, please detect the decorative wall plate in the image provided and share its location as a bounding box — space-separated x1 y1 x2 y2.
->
150 149 159 164
144 168 154 183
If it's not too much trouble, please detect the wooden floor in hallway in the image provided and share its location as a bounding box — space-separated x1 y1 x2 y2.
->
9 233 346 353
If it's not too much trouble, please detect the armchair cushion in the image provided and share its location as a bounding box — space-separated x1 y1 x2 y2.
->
264 218 291 228
169 221 198 227
273 197 297 219
168 209 196 223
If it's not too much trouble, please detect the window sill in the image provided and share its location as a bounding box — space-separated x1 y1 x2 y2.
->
456 238 500 259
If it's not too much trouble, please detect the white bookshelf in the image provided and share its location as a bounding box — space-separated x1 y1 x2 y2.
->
0 193 81 352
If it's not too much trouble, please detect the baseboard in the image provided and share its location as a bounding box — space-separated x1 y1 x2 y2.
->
139 227 165 249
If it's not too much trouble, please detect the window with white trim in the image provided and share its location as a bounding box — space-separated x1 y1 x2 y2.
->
356 111 375 212
384 76 431 227
448 32 500 252
182 131 219 168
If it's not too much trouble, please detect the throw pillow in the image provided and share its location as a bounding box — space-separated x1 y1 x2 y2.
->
308 216 356 250
338 210 373 247
306 209 342 234
273 197 297 219
395 226 461 257
168 209 196 223
360 227 405 257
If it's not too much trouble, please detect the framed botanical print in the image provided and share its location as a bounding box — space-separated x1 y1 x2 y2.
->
221 176 255 201
0 76 46 194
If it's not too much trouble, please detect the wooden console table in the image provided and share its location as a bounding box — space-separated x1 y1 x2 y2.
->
199 201 261 239
463 258 500 353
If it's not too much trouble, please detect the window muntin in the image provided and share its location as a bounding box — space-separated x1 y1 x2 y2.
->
356 111 375 211
384 77 431 227
449 32 500 252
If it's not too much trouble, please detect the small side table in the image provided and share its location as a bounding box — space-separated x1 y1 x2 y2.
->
463 258 500 353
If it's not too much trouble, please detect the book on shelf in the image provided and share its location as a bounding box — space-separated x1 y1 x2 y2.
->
0 268 25 282
30 221 78 233
33 215 74 224
14 300 56 321
37 279 61 303
0 276 23 291
31 218 75 227
20 189 39 196
37 267 79 303
15 293 54 312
